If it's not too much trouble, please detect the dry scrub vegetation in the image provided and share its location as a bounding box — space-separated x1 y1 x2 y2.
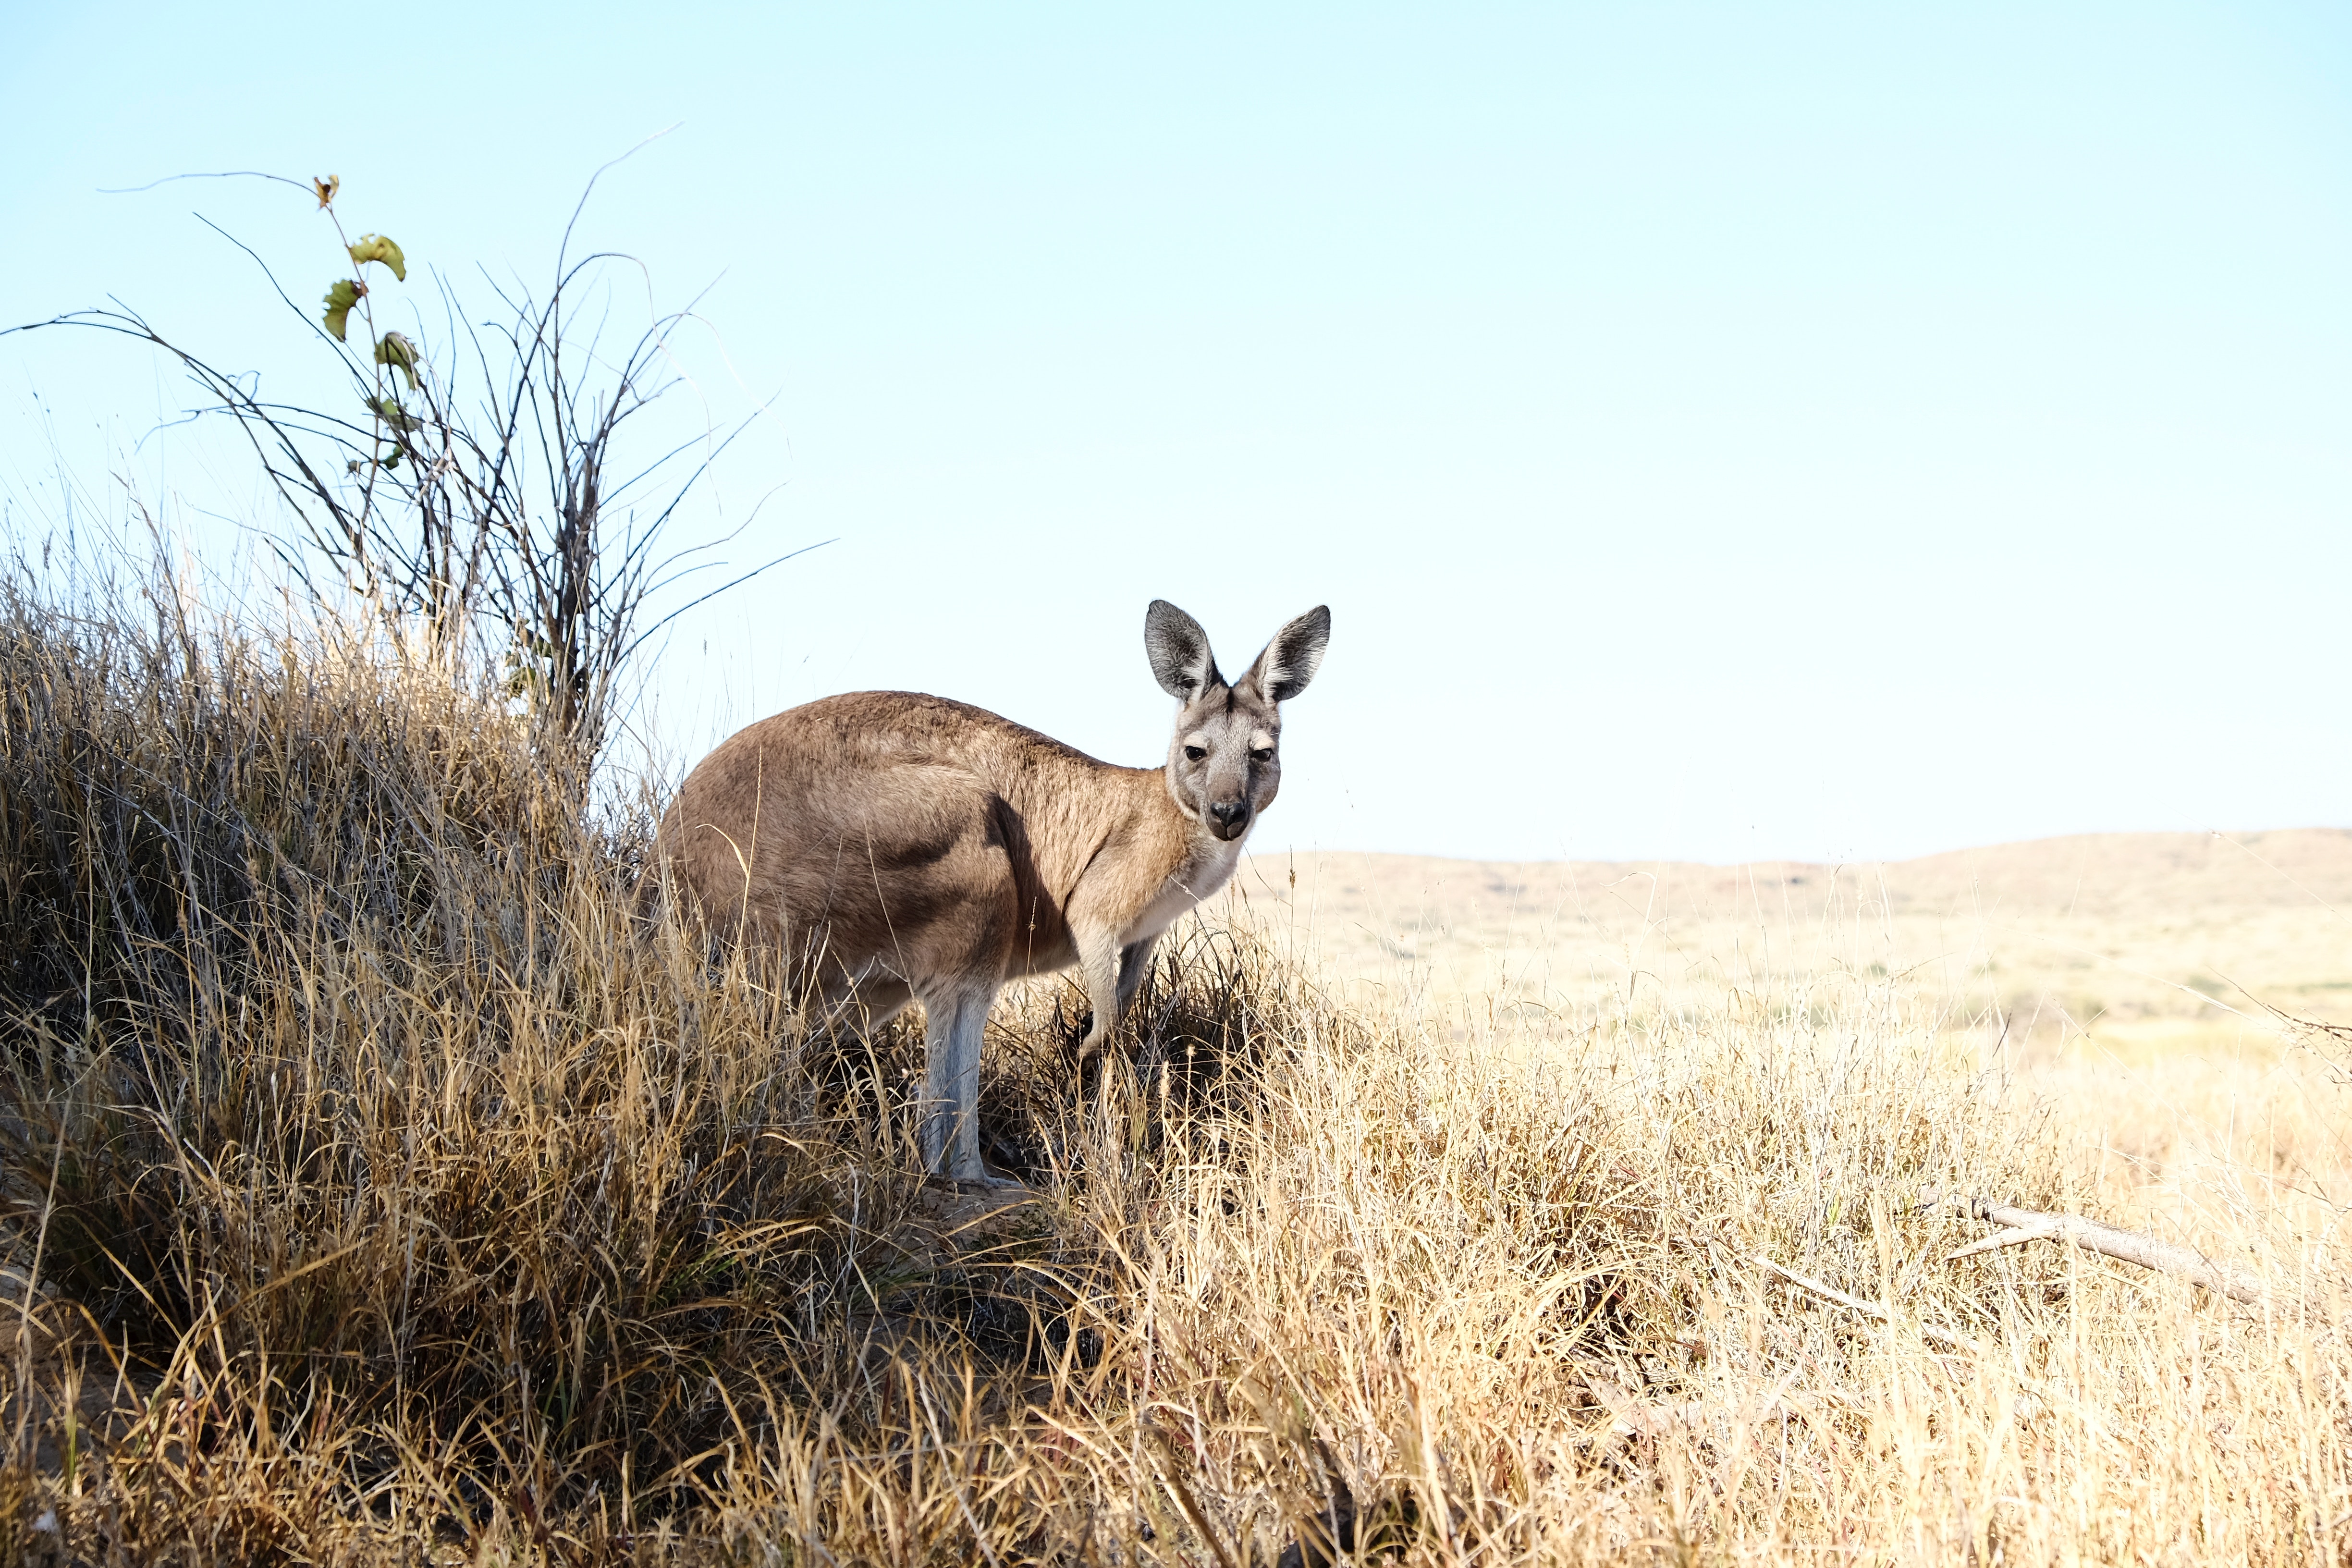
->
0 562 2346 1566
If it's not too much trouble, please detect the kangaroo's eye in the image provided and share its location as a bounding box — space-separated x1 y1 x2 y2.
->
1250 747 1274 763
1184 746 1207 761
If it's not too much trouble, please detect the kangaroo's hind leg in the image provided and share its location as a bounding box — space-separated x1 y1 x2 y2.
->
889 782 1020 1183
916 980 1004 1182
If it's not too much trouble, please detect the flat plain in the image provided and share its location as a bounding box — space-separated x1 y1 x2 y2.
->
1227 827 2352 1054
1225 826 2352 1306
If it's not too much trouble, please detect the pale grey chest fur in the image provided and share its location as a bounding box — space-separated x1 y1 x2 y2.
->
1124 833 1246 947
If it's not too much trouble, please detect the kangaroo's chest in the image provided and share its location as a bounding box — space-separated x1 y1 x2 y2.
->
1124 835 1245 946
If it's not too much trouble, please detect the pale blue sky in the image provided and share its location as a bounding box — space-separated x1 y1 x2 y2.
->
4 2 2348 864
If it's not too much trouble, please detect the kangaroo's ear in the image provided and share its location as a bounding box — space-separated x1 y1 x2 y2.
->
1240 605 1331 704
1144 600 1223 700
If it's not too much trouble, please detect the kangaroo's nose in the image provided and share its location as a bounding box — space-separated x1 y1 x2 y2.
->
1208 801 1250 832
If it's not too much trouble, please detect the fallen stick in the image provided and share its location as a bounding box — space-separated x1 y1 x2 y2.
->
1942 1225 2060 1262
1924 1193 2267 1306
1756 1255 1974 1351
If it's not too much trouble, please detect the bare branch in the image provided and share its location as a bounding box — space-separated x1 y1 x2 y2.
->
24 151 800 784
96 170 315 196
1924 1194 2269 1305
623 538 833 661
1942 1225 2060 1262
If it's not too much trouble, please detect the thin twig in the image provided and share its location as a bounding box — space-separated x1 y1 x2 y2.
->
1942 1225 2061 1262
1923 1193 2268 1306
96 170 315 196
1756 1254 1975 1351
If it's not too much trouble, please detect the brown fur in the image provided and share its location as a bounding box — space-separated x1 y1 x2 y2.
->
640 603 1330 1181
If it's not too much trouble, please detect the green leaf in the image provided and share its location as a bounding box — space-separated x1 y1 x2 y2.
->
366 396 422 434
374 331 421 391
347 233 407 282
321 279 365 342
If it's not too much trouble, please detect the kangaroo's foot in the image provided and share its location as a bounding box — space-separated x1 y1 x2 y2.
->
923 1170 1037 1198
922 1145 1035 1193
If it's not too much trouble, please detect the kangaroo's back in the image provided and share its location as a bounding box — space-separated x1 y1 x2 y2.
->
646 692 1129 977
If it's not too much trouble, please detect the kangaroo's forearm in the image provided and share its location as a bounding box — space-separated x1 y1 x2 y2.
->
1075 931 1121 1058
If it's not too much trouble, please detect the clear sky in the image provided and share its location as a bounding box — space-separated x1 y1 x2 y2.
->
4 2 2348 865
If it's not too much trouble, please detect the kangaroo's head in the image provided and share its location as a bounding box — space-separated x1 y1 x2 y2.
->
1144 600 1331 844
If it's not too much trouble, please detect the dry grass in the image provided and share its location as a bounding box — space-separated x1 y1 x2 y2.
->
0 560 2345 1564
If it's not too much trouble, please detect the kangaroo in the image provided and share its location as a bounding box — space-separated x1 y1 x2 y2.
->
640 600 1331 1184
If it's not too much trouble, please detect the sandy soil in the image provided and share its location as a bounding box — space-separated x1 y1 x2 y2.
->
1215 828 2352 1061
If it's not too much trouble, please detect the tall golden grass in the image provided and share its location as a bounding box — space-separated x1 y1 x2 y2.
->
0 558 2344 1564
